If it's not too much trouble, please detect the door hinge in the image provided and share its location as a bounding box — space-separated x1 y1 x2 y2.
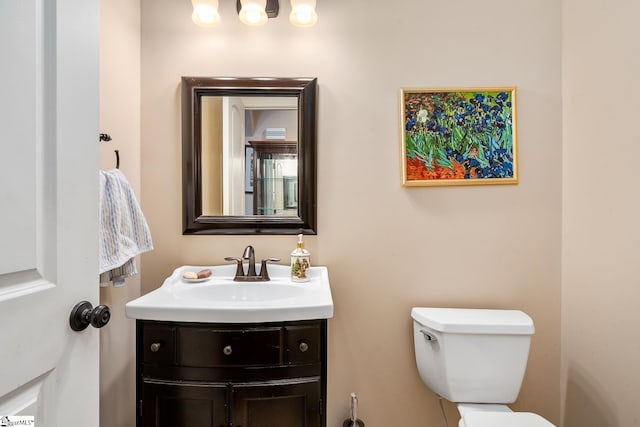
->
319 398 323 415
139 399 143 417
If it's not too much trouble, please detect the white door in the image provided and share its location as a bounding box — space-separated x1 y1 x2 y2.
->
222 97 246 215
0 1 100 425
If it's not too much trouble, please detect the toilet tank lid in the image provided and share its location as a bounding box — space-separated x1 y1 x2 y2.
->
411 307 535 335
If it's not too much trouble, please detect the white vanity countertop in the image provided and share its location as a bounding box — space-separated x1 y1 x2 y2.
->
125 264 334 323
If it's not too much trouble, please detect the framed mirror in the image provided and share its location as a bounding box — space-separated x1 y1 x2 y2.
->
182 77 317 234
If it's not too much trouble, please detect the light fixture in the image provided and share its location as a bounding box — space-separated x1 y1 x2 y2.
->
191 0 221 27
236 0 280 19
289 0 317 27
191 0 316 28
238 0 269 26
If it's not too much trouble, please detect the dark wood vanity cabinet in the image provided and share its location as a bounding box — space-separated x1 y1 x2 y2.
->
137 320 327 427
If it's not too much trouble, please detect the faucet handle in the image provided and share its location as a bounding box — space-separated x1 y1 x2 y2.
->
259 258 280 281
224 257 244 278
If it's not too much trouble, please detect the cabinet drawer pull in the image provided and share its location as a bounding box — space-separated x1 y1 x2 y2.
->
299 341 309 352
223 345 233 356
150 342 162 353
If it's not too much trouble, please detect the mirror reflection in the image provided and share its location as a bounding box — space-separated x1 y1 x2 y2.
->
200 96 299 217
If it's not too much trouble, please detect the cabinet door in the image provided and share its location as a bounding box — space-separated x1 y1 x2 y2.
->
231 378 322 427
142 380 227 427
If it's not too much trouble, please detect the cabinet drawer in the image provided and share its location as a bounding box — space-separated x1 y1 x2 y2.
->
285 323 321 364
142 325 176 365
178 327 282 367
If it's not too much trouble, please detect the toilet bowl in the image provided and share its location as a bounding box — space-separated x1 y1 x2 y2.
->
411 307 555 427
457 403 554 427
460 411 554 427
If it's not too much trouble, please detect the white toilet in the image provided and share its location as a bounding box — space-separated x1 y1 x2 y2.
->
411 307 555 427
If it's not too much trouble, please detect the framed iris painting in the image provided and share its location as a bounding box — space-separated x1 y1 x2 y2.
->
401 87 518 186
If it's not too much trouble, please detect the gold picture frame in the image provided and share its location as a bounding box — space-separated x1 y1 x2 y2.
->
401 87 518 187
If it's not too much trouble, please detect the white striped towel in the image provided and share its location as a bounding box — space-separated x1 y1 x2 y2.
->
99 169 153 287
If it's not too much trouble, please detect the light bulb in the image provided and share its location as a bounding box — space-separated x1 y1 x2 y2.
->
290 0 317 27
239 0 268 26
191 0 220 27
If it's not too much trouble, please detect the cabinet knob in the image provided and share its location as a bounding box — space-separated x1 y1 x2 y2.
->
223 345 233 356
150 342 162 353
299 341 309 352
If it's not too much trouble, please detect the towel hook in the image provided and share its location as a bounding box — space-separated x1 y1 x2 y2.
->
99 133 119 169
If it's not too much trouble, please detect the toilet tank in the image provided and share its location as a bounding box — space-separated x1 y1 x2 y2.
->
411 307 534 404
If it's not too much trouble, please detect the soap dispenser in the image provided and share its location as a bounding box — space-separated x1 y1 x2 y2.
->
290 234 310 282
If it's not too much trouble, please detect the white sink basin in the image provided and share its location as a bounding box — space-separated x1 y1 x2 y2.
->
125 264 334 323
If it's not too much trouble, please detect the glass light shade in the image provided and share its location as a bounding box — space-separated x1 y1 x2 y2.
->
191 0 221 27
239 0 268 26
290 0 317 27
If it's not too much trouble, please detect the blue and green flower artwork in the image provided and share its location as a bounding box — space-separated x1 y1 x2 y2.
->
401 88 518 186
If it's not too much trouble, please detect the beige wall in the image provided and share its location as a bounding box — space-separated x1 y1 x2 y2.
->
139 0 562 425
248 109 298 141
561 0 640 426
202 96 223 214
99 0 141 426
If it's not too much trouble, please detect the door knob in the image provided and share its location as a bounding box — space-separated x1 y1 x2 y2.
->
69 301 111 331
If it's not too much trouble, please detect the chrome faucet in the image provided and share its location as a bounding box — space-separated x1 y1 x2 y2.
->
225 245 280 282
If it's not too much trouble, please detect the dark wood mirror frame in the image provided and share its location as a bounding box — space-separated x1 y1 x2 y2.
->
181 77 317 235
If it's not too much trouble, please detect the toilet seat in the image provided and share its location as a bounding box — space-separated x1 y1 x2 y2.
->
461 411 555 427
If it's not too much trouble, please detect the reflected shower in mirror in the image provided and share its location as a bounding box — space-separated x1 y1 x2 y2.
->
182 77 317 235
